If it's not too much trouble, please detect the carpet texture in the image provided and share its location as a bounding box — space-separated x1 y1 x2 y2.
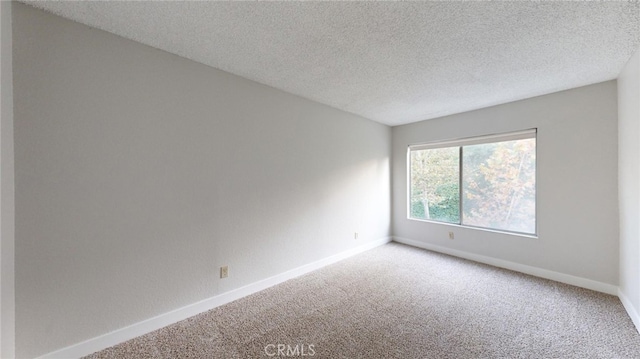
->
85 243 640 358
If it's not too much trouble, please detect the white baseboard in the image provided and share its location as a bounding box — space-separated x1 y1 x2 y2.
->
37 237 391 359
393 236 618 295
618 289 640 334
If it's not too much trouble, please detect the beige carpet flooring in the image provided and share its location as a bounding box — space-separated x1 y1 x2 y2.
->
85 243 640 358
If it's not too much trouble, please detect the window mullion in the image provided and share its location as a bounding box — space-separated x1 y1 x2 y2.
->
459 146 463 226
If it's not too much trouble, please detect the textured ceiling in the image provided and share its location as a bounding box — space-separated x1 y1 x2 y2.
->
21 1 640 126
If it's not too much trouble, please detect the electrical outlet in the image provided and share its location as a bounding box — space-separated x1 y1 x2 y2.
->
220 266 229 279
448 232 454 240
354 232 359 240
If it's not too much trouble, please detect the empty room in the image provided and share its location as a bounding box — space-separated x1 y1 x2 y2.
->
1 1 640 358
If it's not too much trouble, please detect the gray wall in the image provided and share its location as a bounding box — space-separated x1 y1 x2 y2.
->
392 81 619 286
619 47 640 329
12 3 391 358
1 1 15 358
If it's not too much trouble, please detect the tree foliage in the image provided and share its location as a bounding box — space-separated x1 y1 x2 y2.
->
410 147 459 223
463 139 536 233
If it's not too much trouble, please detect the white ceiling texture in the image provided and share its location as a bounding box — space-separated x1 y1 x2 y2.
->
22 1 640 126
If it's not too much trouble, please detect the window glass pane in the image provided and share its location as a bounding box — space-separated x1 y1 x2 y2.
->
462 138 536 234
410 147 460 223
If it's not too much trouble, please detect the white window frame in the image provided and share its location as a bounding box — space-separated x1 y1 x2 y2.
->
407 129 537 237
